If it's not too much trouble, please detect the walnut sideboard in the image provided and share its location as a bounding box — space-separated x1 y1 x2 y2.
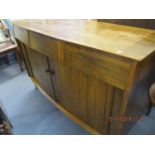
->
13 20 155 134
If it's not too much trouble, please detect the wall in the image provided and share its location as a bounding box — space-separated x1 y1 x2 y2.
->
97 19 155 29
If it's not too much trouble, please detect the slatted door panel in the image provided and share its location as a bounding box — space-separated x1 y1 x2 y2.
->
87 76 107 133
62 42 127 134
103 85 115 134
26 48 56 99
48 59 61 102
61 65 124 134
108 88 123 135
60 66 88 123
87 76 124 134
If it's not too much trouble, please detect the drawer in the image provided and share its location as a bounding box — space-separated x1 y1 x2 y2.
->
29 31 58 61
14 26 29 46
64 42 133 89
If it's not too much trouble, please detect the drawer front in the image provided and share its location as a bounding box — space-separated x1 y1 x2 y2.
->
64 42 133 89
29 31 58 61
14 26 29 46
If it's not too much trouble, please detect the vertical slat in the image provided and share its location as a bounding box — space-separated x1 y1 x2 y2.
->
48 59 60 102
94 81 107 133
61 66 88 122
109 88 123 134
79 72 88 122
104 85 115 134
70 69 81 118
87 76 97 128
87 76 108 134
27 49 55 99
57 41 65 104
61 66 73 111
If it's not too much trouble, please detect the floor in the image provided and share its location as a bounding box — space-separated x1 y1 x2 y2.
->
0 63 89 135
0 63 155 135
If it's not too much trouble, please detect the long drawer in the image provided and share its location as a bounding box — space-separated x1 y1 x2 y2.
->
29 31 58 61
63 42 133 89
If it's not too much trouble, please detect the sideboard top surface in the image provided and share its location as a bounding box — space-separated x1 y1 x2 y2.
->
13 19 155 61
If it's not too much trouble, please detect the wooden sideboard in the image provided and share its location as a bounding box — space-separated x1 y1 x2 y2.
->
13 20 155 134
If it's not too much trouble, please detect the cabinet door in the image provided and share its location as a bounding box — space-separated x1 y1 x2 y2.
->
48 58 61 102
60 66 88 123
61 65 124 134
27 48 56 100
61 42 126 134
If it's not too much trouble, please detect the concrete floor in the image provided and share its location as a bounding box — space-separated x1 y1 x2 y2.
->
0 63 155 135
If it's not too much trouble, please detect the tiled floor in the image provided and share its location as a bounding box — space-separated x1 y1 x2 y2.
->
0 63 155 135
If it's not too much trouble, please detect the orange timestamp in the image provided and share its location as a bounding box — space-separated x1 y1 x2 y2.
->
108 116 144 122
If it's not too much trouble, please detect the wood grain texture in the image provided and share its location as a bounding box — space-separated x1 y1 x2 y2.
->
31 77 100 135
60 64 124 134
103 85 115 134
14 25 29 46
16 41 33 76
87 76 107 133
60 66 88 122
109 88 123 134
29 31 58 61
64 42 132 89
14 20 155 134
26 48 56 100
14 19 155 61
48 59 61 102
